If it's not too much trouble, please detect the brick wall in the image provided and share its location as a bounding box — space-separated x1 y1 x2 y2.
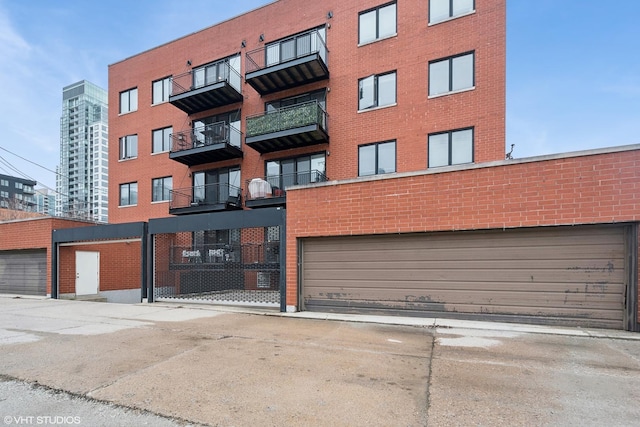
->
107 0 505 223
58 242 142 295
285 148 640 312
0 218 94 294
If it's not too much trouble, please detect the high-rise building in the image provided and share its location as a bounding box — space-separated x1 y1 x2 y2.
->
34 188 56 216
56 80 108 223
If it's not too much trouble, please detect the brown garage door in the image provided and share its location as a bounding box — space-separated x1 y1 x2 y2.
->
302 225 629 329
0 250 47 296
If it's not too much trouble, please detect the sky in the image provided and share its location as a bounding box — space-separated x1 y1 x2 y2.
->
0 0 638 190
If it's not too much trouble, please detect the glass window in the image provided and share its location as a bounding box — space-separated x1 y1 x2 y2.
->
152 77 171 104
119 182 138 206
119 88 138 114
119 135 138 160
428 128 474 167
265 153 326 192
359 72 396 110
153 126 172 153
359 2 397 44
152 176 172 202
0 179 8 186
429 52 474 96
430 0 475 24
358 141 396 176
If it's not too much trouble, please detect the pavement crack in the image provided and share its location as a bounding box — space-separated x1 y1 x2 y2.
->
425 331 436 427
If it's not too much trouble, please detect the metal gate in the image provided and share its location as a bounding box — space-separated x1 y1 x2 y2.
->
149 208 285 309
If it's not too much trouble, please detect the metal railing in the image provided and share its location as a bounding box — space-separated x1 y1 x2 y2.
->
169 242 279 265
170 182 242 210
171 59 242 96
245 100 328 138
246 28 327 73
245 170 328 201
171 121 242 152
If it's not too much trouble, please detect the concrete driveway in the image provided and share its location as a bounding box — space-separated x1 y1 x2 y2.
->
0 297 639 426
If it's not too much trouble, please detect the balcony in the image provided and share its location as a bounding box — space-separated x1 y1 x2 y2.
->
169 122 243 166
169 61 242 115
169 182 242 215
245 29 329 95
245 100 328 154
245 170 328 208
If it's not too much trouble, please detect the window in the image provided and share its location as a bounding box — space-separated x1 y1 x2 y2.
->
152 77 171 104
15 182 23 190
265 153 326 193
119 182 138 206
119 135 138 160
192 110 241 148
359 71 396 110
0 191 8 198
192 167 241 204
152 177 172 202
428 128 473 167
266 90 326 111
152 127 172 153
0 179 8 186
429 52 474 96
359 2 396 44
119 88 138 114
358 141 396 176
429 0 475 24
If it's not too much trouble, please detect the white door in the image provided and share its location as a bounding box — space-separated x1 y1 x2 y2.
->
76 251 99 295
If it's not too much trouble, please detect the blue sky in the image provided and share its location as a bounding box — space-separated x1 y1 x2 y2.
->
0 0 638 190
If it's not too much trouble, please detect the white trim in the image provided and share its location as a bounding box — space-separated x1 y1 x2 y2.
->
151 200 170 205
357 103 397 114
428 86 475 99
428 10 476 27
59 238 141 247
118 157 138 162
357 33 397 48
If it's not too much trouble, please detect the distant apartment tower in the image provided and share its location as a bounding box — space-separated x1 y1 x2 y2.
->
34 188 55 216
56 80 108 222
0 174 36 211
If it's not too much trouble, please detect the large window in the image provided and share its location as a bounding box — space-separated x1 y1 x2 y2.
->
152 176 172 202
0 179 7 186
119 88 138 114
359 71 396 110
266 90 326 112
152 77 171 104
266 153 326 193
192 110 241 148
358 141 396 176
428 128 473 167
119 182 138 206
265 27 326 67
429 52 474 96
119 135 138 160
429 0 475 24
152 127 172 153
193 167 241 204
359 2 396 44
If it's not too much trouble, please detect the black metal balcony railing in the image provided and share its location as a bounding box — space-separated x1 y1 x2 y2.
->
169 60 243 115
245 170 328 208
169 241 279 265
169 182 242 214
169 122 243 165
245 28 329 95
245 100 329 153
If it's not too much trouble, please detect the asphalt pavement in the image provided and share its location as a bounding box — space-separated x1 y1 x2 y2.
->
0 296 639 426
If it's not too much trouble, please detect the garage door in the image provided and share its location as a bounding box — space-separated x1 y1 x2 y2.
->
0 250 47 296
302 225 629 329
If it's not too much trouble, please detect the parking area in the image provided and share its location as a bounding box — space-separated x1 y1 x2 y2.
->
0 297 639 426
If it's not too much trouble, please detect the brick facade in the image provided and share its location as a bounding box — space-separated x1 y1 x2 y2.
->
108 0 505 223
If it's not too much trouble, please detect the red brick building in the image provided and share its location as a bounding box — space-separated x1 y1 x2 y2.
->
103 0 639 330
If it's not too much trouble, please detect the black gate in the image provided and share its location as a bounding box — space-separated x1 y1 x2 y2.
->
148 208 286 311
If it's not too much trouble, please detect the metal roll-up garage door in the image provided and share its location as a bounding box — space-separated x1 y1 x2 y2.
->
0 250 47 296
302 225 629 329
